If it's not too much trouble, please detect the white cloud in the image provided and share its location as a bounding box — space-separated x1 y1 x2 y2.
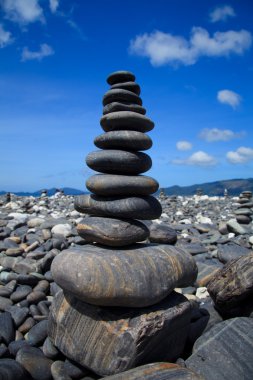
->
129 27 252 67
49 0 59 13
210 5 236 23
0 23 13 47
0 0 44 24
227 147 253 164
217 89 241 108
176 140 192 151
172 151 217 167
21 43 54 61
199 128 244 142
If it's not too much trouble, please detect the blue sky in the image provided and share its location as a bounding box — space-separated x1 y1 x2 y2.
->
0 0 253 191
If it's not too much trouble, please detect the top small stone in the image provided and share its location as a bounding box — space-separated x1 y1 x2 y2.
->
107 71 135 85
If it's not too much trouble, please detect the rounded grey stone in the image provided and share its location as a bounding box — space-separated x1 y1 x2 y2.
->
111 81 140 95
94 130 152 151
236 215 252 224
86 150 152 175
103 102 146 115
107 71 135 85
51 244 197 307
0 358 28 380
86 174 159 196
103 89 142 106
100 111 154 133
74 194 162 220
16 345 53 380
77 217 149 246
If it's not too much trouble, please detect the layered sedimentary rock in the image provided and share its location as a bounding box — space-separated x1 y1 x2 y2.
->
49 290 192 376
51 244 197 307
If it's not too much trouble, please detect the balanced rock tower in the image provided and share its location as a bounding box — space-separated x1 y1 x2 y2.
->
48 71 198 377
234 191 253 225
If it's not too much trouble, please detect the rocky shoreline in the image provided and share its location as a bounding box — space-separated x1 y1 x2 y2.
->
0 192 253 379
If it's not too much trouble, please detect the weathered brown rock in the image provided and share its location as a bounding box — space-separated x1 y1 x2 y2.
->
100 111 154 133
51 244 198 307
86 174 158 196
103 363 204 379
48 290 192 376
94 130 152 151
207 253 253 316
86 150 152 175
77 217 149 246
74 194 162 220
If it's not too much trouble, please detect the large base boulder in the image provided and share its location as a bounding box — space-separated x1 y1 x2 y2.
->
48 290 192 377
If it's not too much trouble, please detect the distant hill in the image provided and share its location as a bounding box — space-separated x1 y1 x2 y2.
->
1 178 253 197
163 178 253 196
0 187 87 197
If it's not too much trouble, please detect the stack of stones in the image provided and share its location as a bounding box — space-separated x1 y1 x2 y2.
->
235 191 253 225
48 71 198 377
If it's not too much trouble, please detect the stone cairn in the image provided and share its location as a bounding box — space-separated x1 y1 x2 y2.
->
235 190 253 225
48 71 198 377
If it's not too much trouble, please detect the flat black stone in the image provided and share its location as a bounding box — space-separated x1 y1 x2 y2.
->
74 194 162 220
100 111 154 133
103 89 142 106
111 81 140 95
86 150 152 175
103 102 146 115
86 174 159 196
94 130 152 151
77 217 149 246
107 71 135 85
0 358 29 380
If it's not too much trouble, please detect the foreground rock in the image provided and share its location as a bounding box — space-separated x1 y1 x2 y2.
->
49 290 192 377
103 363 204 379
207 253 253 316
51 244 197 307
186 317 253 380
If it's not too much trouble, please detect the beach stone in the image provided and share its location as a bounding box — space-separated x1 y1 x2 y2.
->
16 345 53 380
18 317 36 334
86 150 152 175
103 102 146 115
234 208 252 216
227 219 247 234
207 253 253 316
149 222 177 244
77 217 149 246
6 305 29 327
0 358 28 380
0 295 13 311
217 242 251 263
196 262 220 287
103 89 142 106
74 195 162 220
10 285 32 302
25 320 48 346
0 279 17 297
42 337 59 359
103 363 204 379
236 215 252 224
186 318 253 380
0 312 15 345
86 174 158 196
51 361 72 380
111 81 140 95
49 290 192 376
94 130 152 151
8 339 30 356
51 244 197 307
51 224 72 237
107 70 135 85
100 111 154 132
